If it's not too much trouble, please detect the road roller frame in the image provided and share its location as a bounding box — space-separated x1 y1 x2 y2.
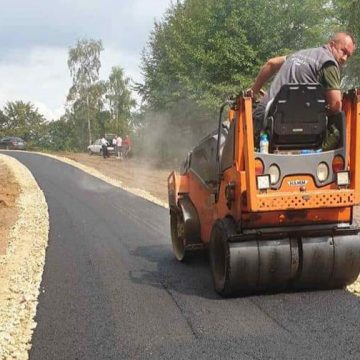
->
168 86 360 296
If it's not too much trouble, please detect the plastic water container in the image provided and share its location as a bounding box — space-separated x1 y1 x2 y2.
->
300 149 313 154
300 149 322 154
259 133 269 154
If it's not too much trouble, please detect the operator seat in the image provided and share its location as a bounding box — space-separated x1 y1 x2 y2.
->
265 84 327 151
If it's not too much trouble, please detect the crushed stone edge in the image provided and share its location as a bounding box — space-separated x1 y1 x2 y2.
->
0 153 49 360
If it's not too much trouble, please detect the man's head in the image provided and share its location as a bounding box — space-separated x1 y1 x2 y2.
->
328 32 356 66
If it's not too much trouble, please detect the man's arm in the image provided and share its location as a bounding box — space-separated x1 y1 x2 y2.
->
325 90 342 114
250 56 287 95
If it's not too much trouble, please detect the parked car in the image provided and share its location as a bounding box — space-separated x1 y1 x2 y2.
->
87 138 114 156
0 136 26 150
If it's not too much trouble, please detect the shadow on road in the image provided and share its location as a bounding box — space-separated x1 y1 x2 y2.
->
128 244 221 300
128 244 360 303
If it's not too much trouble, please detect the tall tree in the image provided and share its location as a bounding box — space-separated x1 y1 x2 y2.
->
67 39 104 145
332 0 360 88
106 66 136 135
0 109 9 137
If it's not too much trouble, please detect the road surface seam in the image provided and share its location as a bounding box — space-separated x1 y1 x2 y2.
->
249 298 293 335
160 279 199 339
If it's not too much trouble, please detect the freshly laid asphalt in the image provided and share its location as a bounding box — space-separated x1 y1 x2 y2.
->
3 151 360 360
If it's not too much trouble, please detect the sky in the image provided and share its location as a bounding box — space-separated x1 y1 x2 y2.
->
0 0 172 120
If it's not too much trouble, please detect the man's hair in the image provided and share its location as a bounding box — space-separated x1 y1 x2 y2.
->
329 32 356 48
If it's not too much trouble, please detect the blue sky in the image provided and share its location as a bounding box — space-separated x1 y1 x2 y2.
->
0 0 172 119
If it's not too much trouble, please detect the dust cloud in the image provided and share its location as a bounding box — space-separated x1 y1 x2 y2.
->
134 102 218 170
78 172 113 193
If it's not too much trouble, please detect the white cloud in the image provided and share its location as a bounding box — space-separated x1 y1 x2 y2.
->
0 47 70 120
0 45 143 121
32 101 65 122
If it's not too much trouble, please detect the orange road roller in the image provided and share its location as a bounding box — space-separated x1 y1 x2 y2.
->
168 85 360 296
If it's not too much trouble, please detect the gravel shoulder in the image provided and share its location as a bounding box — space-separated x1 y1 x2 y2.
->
0 154 49 360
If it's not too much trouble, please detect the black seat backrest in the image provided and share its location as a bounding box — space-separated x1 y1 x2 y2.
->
267 84 327 150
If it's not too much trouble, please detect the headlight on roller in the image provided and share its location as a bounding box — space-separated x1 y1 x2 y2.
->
317 162 329 182
268 164 280 184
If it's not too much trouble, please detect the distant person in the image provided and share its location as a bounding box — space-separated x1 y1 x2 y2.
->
116 135 123 159
123 135 131 158
101 136 108 159
112 137 117 156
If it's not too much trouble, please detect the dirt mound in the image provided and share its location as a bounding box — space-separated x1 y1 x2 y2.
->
0 161 20 255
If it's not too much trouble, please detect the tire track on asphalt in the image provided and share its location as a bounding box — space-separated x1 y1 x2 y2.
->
110 201 166 236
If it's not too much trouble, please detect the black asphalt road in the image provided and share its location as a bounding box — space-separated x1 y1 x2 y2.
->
3 152 360 360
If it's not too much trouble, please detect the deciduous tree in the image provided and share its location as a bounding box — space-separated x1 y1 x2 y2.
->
1 101 46 144
140 0 331 111
106 66 136 135
67 39 104 145
332 0 360 88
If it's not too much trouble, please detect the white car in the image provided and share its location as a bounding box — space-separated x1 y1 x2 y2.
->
87 139 114 156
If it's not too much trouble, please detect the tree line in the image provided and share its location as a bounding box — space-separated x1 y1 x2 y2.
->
140 0 359 110
0 0 358 159
0 39 135 152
